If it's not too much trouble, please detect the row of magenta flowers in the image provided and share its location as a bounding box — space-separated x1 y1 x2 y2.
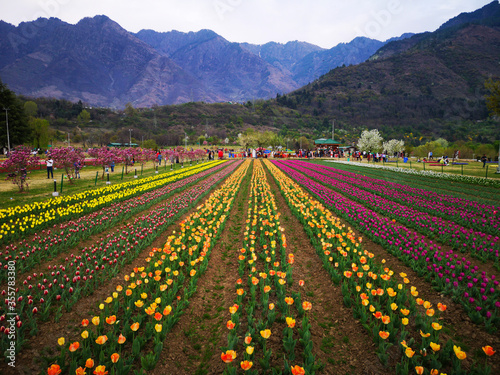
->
0 161 226 282
276 160 499 329
0 160 222 244
314 162 499 236
45 160 249 375
0 161 238 360
266 160 496 375
221 160 313 375
291 161 499 264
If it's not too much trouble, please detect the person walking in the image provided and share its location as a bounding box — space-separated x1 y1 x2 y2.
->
46 156 54 179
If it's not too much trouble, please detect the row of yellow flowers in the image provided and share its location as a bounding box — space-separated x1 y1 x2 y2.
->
45 160 249 374
222 160 312 374
0 161 224 241
264 160 496 375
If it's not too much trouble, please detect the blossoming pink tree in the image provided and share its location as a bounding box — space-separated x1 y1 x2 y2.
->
2 145 40 192
88 147 121 179
50 147 85 183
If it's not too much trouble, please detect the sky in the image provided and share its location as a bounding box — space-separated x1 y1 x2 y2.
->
2 0 496 48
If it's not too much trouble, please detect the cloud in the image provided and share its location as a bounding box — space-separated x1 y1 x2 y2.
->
2 0 494 48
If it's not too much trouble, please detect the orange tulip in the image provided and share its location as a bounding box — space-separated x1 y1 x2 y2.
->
291 365 305 375
426 309 435 317
344 271 352 278
227 320 236 330
430 370 439 375
453 345 466 360
154 312 162 321
163 305 172 316
118 334 126 344
93 365 108 375
47 364 62 375
430 342 440 352
244 335 252 345
437 303 447 312
285 297 294 305
379 331 390 340
482 345 495 356
381 315 391 324
69 342 80 352
299 280 305 287
415 366 424 375
81 319 89 327
302 301 312 311
269 303 275 310
95 335 108 345
240 360 253 371
92 316 100 326
85 358 94 368
229 304 239 314
286 317 296 328
431 322 442 331
130 322 140 331
76 367 86 375
373 311 382 319
221 350 237 363
260 329 271 339
105 315 116 325
420 330 430 338
405 347 415 358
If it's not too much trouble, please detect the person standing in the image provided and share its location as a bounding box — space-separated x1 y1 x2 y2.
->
46 156 54 179
481 154 487 168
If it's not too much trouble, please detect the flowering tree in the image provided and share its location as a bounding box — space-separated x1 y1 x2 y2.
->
118 148 140 174
50 147 85 183
88 147 121 179
2 146 39 192
357 129 383 153
383 139 405 158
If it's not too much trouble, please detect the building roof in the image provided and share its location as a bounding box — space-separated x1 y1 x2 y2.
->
314 138 342 145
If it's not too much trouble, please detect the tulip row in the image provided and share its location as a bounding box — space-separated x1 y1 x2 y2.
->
0 160 223 244
307 162 499 236
328 160 500 205
0 161 239 359
44 160 250 374
265 160 497 375
271 161 499 331
283 161 500 265
0 161 227 281
222 160 313 375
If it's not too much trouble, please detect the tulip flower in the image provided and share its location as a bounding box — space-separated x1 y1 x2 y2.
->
130 322 140 331
227 320 236 330
95 335 108 345
155 324 162 333
260 329 271 339
240 360 253 371
221 350 237 363
299 280 305 286
482 346 495 356
285 297 294 305
381 315 391 324
405 347 415 358
286 317 296 328
430 342 440 352
111 353 120 363
420 330 430 338
81 330 89 339
431 322 442 331
57 337 65 346
105 315 116 325
85 358 94 368
69 342 80 352
118 334 126 344
47 364 62 375
76 367 86 375
163 305 172 315
92 316 100 326
379 331 390 340
244 335 252 345
302 301 312 310
269 303 275 310
453 345 467 360
81 319 89 327
415 366 424 375
246 346 254 355
93 365 108 375
401 318 409 326
291 365 306 375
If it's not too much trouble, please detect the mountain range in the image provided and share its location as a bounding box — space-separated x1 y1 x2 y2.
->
0 14 409 107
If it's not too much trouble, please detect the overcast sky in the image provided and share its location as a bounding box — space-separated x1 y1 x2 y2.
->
2 0 495 48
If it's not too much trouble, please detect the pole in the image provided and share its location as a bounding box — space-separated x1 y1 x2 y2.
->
60 174 64 194
461 164 464 175
486 165 489 179
141 164 143 175
332 119 335 141
68 133 70 147
121 166 124 180
4 108 10 154
496 141 500 174
95 171 99 186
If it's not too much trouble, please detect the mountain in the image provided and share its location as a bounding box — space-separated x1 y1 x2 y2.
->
135 29 299 102
279 16 500 141
239 40 324 73
0 16 221 107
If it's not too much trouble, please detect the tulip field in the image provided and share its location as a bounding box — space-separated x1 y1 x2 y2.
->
0 159 498 375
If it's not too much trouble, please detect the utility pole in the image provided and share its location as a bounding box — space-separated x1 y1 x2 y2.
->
332 119 335 141
3 107 10 154
184 132 188 149
129 129 133 147
68 132 70 147
496 140 500 174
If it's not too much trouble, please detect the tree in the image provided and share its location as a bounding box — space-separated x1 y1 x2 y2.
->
1 145 39 192
485 78 500 117
88 147 121 179
29 118 50 149
357 129 383 153
77 109 91 125
142 139 157 150
0 80 30 149
24 101 38 117
50 147 85 183
382 139 405 157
